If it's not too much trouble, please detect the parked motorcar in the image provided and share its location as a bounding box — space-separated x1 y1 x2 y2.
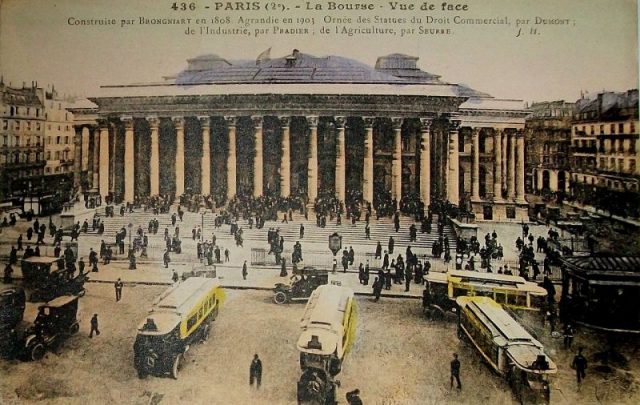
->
273 267 330 304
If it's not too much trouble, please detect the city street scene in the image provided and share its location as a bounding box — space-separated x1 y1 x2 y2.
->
0 0 639 404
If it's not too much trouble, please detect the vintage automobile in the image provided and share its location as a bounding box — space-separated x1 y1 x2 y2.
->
21 256 86 302
22 294 81 361
134 277 224 379
297 285 356 404
273 267 331 305
0 286 26 358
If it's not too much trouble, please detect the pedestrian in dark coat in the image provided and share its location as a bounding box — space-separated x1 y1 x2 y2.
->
89 314 100 338
115 278 124 301
372 277 382 302
572 348 587 384
375 241 382 259
450 353 461 389
242 261 248 280
250 354 262 388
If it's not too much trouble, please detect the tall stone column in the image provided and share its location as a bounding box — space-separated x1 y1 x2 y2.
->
471 127 481 201
279 116 291 198
73 126 83 190
123 116 135 203
516 130 526 203
502 131 508 193
173 117 185 198
334 116 346 202
147 116 160 196
419 118 433 211
81 127 90 172
225 116 237 200
98 121 110 199
508 132 516 199
92 127 99 190
199 116 211 196
252 115 263 197
493 128 503 200
362 117 375 204
306 116 318 205
447 119 460 205
391 117 403 205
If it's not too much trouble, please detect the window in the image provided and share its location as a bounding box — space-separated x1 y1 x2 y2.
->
599 158 605 168
618 158 624 172
630 160 636 173
590 126 594 135
1 120 6 130
56 136 61 144
631 122 636 133
46 151 51 160
611 124 616 134
600 125 604 134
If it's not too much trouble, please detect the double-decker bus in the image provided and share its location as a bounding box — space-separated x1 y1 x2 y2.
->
457 296 557 404
296 284 357 404
423 270 547 318
133 277 224 379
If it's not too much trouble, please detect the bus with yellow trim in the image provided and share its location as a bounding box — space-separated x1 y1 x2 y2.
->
423 270 547 319
456 296 557 404
133 277 224 379
296 284 357 404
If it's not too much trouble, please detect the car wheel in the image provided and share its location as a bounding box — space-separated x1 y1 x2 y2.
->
30 343 45 361
137 369 148 379
69 322 80 334
274 291 288 305
171 354 183 379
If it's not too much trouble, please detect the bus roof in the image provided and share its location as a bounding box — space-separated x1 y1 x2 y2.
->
448 270 547 295
458 296 537 343
152 277 219 316
301 285 353 332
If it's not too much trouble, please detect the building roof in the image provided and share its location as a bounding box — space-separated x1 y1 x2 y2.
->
0 84 44 107
574 89 639 122
561 256 640 284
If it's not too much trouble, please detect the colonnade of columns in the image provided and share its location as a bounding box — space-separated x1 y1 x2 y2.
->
72 115 526 213
469 127 525 203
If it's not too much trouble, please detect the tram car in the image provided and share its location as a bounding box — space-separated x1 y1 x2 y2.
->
296 285 357 405
456 296 557 404
133 277 224 379
423 270 547 319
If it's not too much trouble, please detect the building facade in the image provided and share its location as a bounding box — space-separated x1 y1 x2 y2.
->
0 80 45 200
524 101 574 195
71 50 529 221
43 87 75 194
570 89 640 217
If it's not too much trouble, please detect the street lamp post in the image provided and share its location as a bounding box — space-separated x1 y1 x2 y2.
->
128 223 133 250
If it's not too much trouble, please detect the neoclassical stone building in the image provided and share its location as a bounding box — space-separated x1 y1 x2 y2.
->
70 50 528 221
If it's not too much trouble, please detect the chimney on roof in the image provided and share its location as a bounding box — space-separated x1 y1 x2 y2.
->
286 49 300 68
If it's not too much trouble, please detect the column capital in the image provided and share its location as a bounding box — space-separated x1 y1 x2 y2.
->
471 127 482 136
198 116 211 129
96 118 110 129
278 115 291 127
448 120 461 132
251 115 263 128
306 115 319 128
419 117 434 130
494 127 503 136
146 115 160 129
515 129 525 138
224 115 237 127
121 116 134 130
363 116 375 128
334 116 346 129
172 116 185 129
391 117 403 130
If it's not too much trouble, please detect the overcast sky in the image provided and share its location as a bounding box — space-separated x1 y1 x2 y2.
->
0 0 637 103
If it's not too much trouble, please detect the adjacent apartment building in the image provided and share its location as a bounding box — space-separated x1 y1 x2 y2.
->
0 80 46 201
525 100 574 195
43 86 75 193
570 89 639 216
